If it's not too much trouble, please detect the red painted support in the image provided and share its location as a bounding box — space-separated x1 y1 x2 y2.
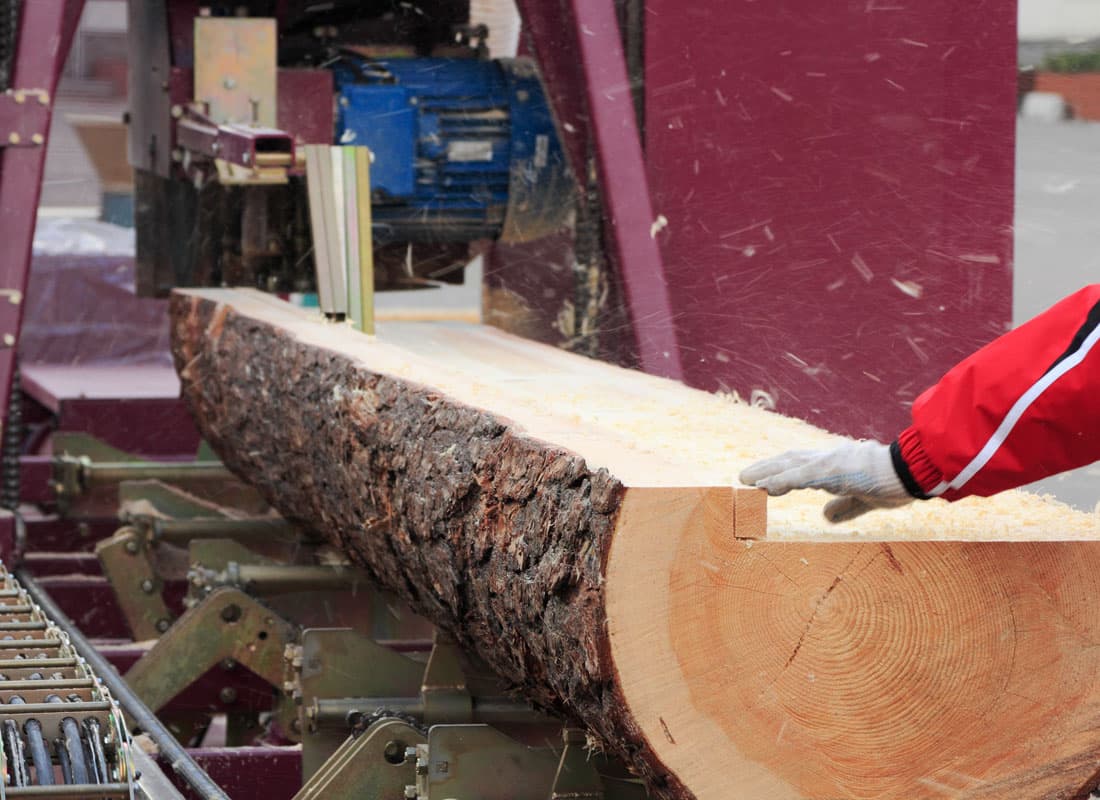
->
514 0 682 380
163 747 302 800
0 0 86 428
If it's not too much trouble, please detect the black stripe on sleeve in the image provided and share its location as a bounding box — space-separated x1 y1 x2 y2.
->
1044 298 1100 376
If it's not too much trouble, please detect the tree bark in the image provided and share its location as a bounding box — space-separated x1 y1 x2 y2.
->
171 288 1100 800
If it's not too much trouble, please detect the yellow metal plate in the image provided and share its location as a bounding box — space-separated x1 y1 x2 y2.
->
194 18 277 126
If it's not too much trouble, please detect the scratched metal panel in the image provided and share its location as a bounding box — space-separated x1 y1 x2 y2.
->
644 0 1015 440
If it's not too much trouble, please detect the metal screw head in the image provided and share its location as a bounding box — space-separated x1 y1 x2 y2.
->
219 686 238 704
124 540 139 555
223 77 237 90
155 618 171 633
140 579 155 594
403 786 417 799
220 603 242 623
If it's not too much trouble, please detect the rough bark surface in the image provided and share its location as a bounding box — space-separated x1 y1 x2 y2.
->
169 295 682 795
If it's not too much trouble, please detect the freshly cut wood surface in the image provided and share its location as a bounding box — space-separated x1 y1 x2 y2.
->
172 288 1100 800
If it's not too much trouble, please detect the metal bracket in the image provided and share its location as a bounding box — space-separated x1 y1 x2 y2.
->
297 628 425 778
124 587 297 735
413 724 561 799
95 526 173 640
293 717 425 800
0 89 50 148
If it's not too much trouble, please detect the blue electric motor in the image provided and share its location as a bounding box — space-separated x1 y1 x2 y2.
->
331 56 572 244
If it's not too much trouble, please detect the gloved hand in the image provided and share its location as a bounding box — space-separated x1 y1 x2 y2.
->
739 440 915 523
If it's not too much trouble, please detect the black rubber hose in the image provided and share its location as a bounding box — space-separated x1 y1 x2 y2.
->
46 698 89 786
54 737 72 784
15 569 229 800
23 718 53 786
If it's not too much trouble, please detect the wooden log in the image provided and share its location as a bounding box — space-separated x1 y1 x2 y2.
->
171 288 1100 800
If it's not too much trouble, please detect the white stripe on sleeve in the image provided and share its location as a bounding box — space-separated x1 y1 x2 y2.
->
944 322 1100 494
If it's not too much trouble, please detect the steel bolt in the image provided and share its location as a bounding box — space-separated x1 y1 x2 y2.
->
125 540 139 555
219 687 237 704
155 618 171 633
140 579 155 594
403 786 417 799
220 603 242 623
221 658 236 671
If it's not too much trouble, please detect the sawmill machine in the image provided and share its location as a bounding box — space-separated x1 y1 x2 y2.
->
128 0 574 297
0 0 1023 797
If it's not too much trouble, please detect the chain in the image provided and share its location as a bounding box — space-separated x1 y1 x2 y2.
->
348 708 428 738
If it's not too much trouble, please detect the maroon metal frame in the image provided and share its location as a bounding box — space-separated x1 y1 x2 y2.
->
176 112 295 171
0 0 86 428
514 0 683 381
510 0 1016 440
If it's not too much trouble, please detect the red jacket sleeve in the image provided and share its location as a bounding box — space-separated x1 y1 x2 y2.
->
893 284 1100 501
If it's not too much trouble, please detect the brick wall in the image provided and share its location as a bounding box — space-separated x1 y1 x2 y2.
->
1034 71 1100 120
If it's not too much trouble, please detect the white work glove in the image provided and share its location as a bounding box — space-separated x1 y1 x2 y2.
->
739 440 914 523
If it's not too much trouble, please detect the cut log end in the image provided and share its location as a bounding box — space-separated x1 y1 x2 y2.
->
610 489 1100 799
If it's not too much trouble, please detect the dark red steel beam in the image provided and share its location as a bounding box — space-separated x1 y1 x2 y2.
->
162 747 301 800
514 0 683 380
0 0 86 427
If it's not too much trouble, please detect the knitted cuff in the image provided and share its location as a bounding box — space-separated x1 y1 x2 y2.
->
890 426 944 500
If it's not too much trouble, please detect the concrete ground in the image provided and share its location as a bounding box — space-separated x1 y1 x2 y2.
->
1015 118 1100 510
